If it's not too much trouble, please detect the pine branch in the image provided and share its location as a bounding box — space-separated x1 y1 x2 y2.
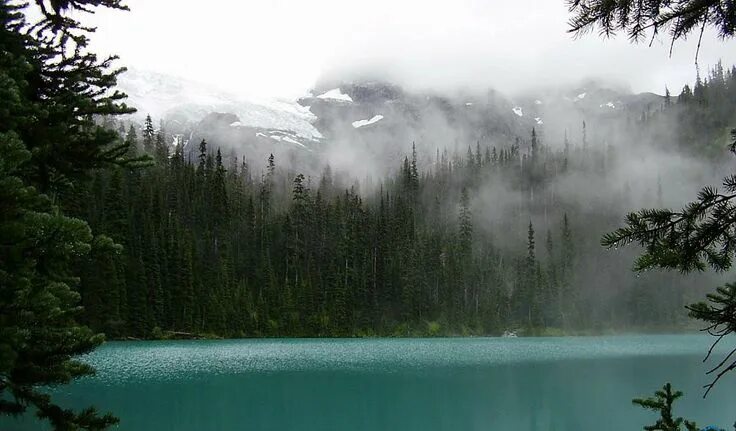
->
686 283 736 396
602 182 736 273
567 0 734 45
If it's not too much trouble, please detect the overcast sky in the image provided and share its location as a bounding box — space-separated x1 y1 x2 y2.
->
83 0 736 99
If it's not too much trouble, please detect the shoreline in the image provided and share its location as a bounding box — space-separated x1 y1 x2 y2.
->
108 326 704 342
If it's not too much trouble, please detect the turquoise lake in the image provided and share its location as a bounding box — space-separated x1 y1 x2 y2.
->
4 335 735 430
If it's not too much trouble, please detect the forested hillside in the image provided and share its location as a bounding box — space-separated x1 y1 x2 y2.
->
67 64 736 338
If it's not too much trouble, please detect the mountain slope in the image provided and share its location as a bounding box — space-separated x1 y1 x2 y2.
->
117 69 323 141
117 69 664 173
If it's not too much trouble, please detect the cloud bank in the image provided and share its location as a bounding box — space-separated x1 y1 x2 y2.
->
83 0 736 99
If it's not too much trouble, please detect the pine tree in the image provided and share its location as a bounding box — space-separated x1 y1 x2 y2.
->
154 129 168 163
0 1 132 427
197 139 208 175
3 4 138 195
632 383 698 431
143 115 156 154
531 128 539 162
522 221 542 327
125 125 139 156
527 222 536 268
559 213 576 326
0 130 119 429
213 148 229 234
458 187 473 314
458 187 472 254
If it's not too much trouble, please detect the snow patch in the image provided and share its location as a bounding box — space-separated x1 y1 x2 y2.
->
465 102 473 106
575 92 587 101
255 132 268 138
599 101 616 109
230 121 242 127
534 100 543 105
268 133 308 149
281 136 306 148
116 68 323 141
512 107 523 117
352 115 384 128
316 88 353 102
534 117 544 125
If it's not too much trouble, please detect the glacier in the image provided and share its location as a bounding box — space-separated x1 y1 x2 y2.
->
116 68 323 140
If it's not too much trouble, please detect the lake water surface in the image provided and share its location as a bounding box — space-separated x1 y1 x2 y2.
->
4 335 735 430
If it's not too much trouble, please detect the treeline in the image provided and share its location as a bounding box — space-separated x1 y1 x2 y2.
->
65 110 707 338
640 61 736 157
62 63 736 339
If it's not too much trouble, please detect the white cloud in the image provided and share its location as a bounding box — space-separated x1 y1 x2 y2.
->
83 0 736 99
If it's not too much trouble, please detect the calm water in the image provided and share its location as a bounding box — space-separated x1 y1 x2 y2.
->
4 335 735 430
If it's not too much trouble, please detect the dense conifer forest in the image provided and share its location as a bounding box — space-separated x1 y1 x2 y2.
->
4 1 736 429
65 65 736 339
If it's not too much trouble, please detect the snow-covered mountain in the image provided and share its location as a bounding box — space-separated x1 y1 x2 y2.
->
117 69 322 141
116 69 664 172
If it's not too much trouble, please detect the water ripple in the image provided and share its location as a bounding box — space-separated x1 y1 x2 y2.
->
78 334 726 384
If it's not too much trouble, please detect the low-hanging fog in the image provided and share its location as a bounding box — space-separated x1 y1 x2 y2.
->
115 63 735 331
10 4 736 430
79 0 736 331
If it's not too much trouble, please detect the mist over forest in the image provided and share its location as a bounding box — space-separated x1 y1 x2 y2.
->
69 62 736 337
7 1 736 430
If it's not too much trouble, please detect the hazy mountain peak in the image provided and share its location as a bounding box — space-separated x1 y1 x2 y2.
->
117 68 323 140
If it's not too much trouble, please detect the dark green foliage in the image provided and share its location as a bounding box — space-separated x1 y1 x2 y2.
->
53 63 732 344
5 2 142 195
77 133 571 337
601 179 736 273
74 106 724 340
600 73 736 389
633 383 699 431
602 147 736 392
571 1 735 423
458 187 472 253
0 132 118 430
580 0 736 395
1 0 135 428
567 0 736 45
